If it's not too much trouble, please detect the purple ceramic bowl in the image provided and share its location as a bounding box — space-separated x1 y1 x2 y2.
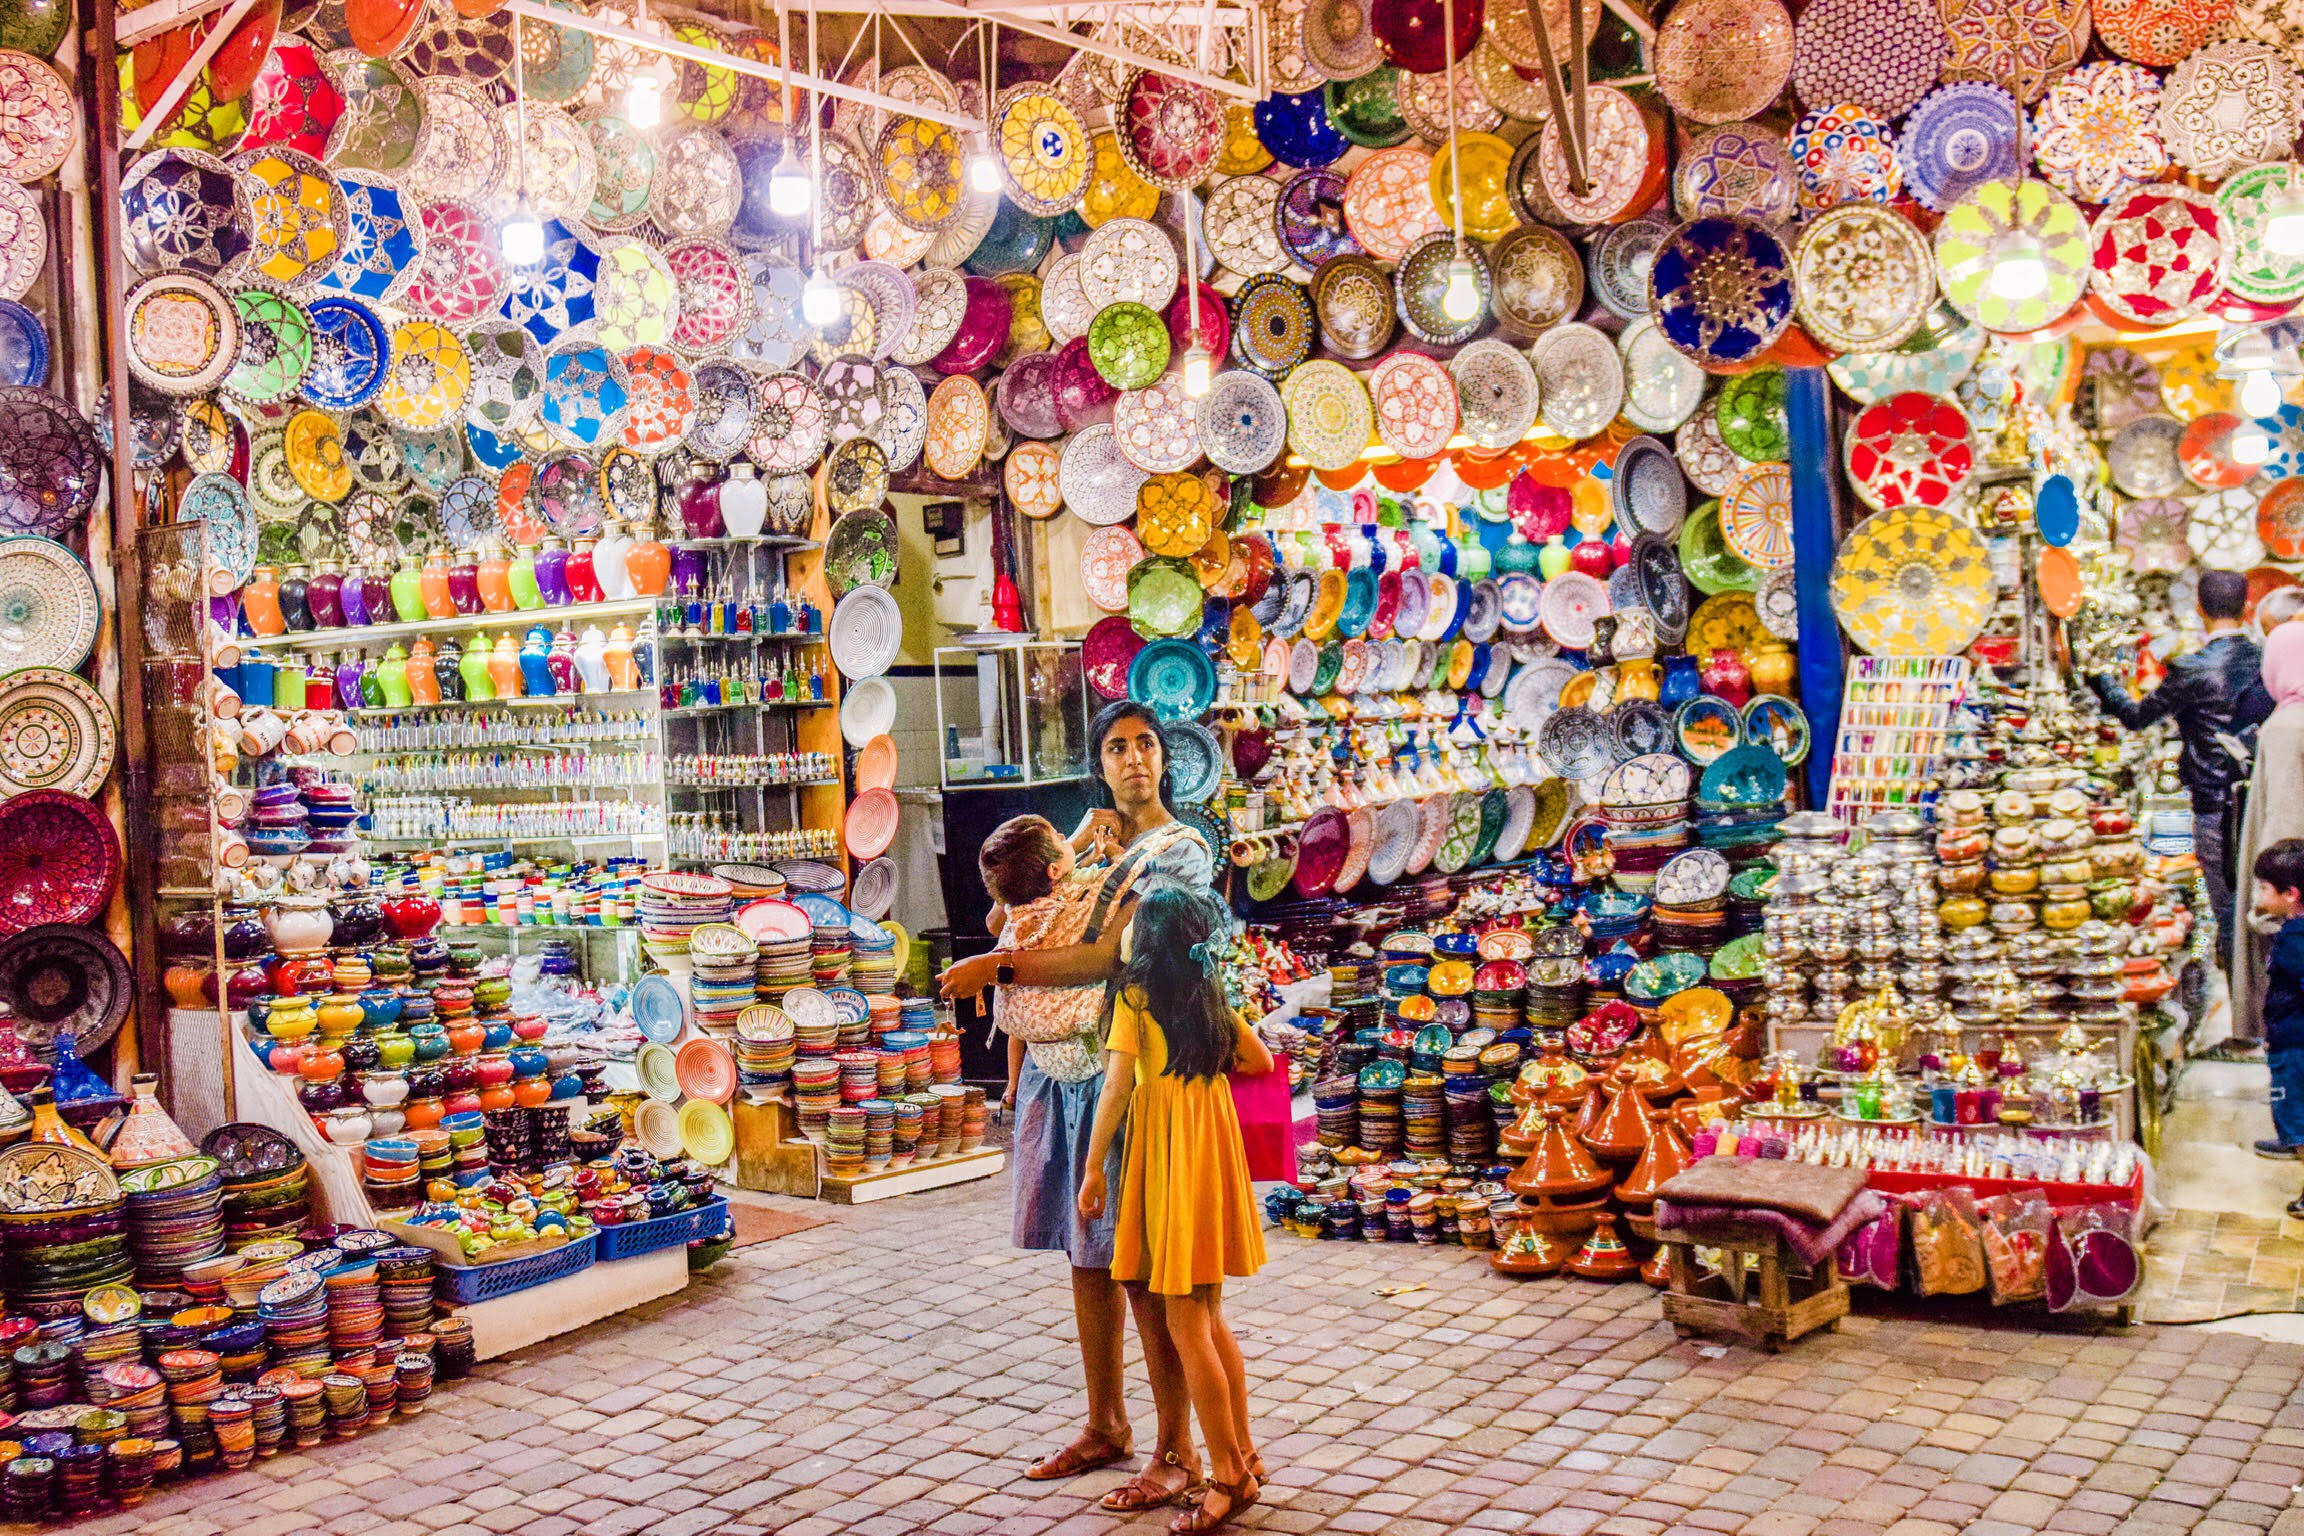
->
994 353 1062 440
1051 336 1118 432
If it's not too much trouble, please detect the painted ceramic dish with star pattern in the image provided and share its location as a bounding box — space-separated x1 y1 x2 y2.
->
1830 505 1993 657
1933 177 2089 334
1649 216 1794 370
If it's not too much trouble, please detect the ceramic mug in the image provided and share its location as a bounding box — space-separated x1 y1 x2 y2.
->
197 673 242 718
214 825 249 869
238 709 287 756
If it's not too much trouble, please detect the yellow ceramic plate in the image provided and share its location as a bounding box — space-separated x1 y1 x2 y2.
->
877 115 965 232
375 320 468 430
1657 985 1732 1044
679 1098 735 1166
1081 131 1160 226
1686 591 1764 658
283 408 351 503
1447 638 1475 689
1828 505 1993 657
1137 471 1215 557
1215 103 1273 174
1430 131 1517 243
1303 568 1347 641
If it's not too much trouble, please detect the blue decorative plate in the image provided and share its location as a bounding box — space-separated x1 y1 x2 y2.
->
792 892 853 927
965 200 1055 278
1276 169 1356 268
1699 743 1788 807
539 343 628 450
177 472 255 586
498 220 601 346
465 421 524 471
1898 82 2020 214
1165 718 1224 803
0 300 46 389
2034 472 2078 546
1741 694 1808 766
316 174 421 304
1339 567 1378 637
632 973 685 1042
1253 89 1348 169
1650 216 1795 369
299 296 388 410
1128 637 1218 722
123 148 249 278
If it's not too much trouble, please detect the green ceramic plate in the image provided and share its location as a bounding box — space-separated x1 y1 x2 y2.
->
1127 555 1203 638
1326 69 1411 149
1715 366 1788 462
1710 932 1764 981
1678 500 1759 595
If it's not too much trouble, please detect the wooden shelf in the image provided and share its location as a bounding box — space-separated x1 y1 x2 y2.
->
238 597 658 653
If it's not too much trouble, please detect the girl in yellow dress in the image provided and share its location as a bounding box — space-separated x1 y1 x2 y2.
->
1078 885 1271 1534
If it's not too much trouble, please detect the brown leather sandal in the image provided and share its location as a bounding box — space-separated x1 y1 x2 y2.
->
1100 1450 1202 1511
1025 1434 1131 1481
1170 1473 1258 1534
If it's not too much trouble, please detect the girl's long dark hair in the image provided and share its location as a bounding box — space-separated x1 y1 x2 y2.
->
1085 699 1175 815
1105 884 1235 1080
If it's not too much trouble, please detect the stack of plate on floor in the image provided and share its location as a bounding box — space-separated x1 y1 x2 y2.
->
734 1005 796 1089
687 924 759 1036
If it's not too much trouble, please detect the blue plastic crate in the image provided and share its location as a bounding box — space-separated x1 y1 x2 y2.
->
433 1231 597 1305
595 1197 732 1262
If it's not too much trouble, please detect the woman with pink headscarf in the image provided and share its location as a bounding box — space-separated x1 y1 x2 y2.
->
2234 622 2304 1052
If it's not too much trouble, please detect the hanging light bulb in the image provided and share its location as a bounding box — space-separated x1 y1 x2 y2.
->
2266 186 2304 257
2234 425 2275 465
624 62 665 129
768 143 812 219
968 145 1002 194
1989 234 2048 301
2242 367 2286 419
499 204 546 266
801 269 843 328
1182 345 1213 399
1441 252 1480 322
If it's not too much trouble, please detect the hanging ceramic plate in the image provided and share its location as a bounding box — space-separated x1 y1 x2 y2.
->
1005 439 1063 519
1720 461 1795 569
2118 497 2192 574
1657 0 1795 125
0 539 92 675
616 347 695 452
1281 360 1374 472
2190 486 2264 570
1898 82 2021 213
401 78 506 206
2109 414 2186 497
1112 372 1201 475
1674 126 1797 225
219 285 314 407
874 115 965 234
1532 324 1623 444
0 790 116 933
1484 227 1581 346
0 667 112 800
1828 308 1986 404
1200 370 1287 474
2096 0 2228 65
1431 132 1516 245
1079 217 1179 311
1273 168 1355 269
1792 0 1948 117
1450 340 1538 451
1080 524 1143 610
1305 0 1385 79
824 435 889 514
1203 175 1290 281
2031 62 2167 206
828 584 901 679
282 408 350 503
1117 70 1226 192
535 341 625 450
664 237 751 360
1650 217 1794 371
2159 41 2304 182
878 365 932 472
1788 103 1903 210
1845 392 1973 512
1234 272 1318 373
2263 482 2304 560
1793 204 1934 355
0 53 71 185
0 389 95 538
592 239 679 352
1589 218 1672 324
824 510 899 598
2089 186 2224 327
1612 436 1689 541
1934 177 2090 334
396 200 505 327
1536 86 1649 226
1830 504 1992 656
1342 146 1443 265
122 273 239 397
0 301 44 392
1715 369 1789 462
921 373 988 481
1128 638 1217 721
1397 61 1501 147
2181 412 2257 492
2218 163 2304 307
1057 422 1147 526
176 471 254 585
1619 319 1706 436
122 149 246 279
993 84 1092 218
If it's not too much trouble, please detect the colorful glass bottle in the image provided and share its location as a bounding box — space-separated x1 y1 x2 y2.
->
593 522 634 599
433 638 464 702
519 626 555 696
419 551 454 619
625 527 671 596
447 549 481 615
340 564 371 628
358 654 385 709
548 628 579 694
308 562 344 629
244 565 287 636
390 556 427 623
407 637 441 705
508 546 543 610
536 538 571 606
488 634 523 698
279 565 313 631
567 539 601 604
459 637 495 702
334 651 365 711
359 567 392 626
377 642 412 708
604 624 637 690
477 544 512 613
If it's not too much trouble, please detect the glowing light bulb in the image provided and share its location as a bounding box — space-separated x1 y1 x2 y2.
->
499 207 546 266
1441 254 1480 322
1989 236 2048 301
1182 347 1212 399
2242 368 2285 418
624 64 664 129
968 149 1002 194
801 271 842 328
2266 188 2304 256
768 147 811 219
2233 426 2274 466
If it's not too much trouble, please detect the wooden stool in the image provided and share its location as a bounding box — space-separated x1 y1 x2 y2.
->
1656 1213 1848 1352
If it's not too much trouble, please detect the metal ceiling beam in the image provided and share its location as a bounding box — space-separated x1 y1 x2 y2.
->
898 0 1264 101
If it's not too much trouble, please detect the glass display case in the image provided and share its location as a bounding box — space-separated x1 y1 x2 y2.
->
933 640 1087 788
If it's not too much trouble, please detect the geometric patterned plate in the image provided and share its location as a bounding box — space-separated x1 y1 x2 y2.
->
0 537 95 673
1719 460 1795 569
1792 0 1949 118
1843 391 1973 511
2089 184 2226 326
1649 216 1794 370
0 667 113 799
0 789 117 934
1932 176 2090 333
1898 82 2020 213
1792 202 1934 353
2189 485 2264 570
1829 504 1993 656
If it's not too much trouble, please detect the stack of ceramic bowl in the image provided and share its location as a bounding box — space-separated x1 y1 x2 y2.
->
120 1158 227 1289
713 863 788 900
97 1363 166 1440
274 1376 324 1446
247 784 310 858
212 1157 309 1249
257 1271 329 1374
1312 1075 1358 1149
1402 1072 1446 1158
687 924 759 1036
1380 935 1431 1033
637 872 736 965
1470 955 1527 1034
959 1087 988 1152
882 1031 931 1092
429 1315 475 1380
322 1371 367 1436
859 1100 895 1168
0 1456 50 1520
754 931 813 999
929 1032 962 1083
241 1383 288 1455
394 1350 434 1415
899 995 936 1034
104 1437 156 1506
1650 848 1733 955
377 1247 435 1336
890 1100 924 1167
1356 1059 1405 1155
791 1060 841 1138
734 1006 797 1088
824 985 872 1050
301 781 361 854
323 1259 383 1353
0 1188 132 1321
1427 935 1477 1033
849 924 898 994
809 921 853 985
58 1441 107 1512
833 1050 879 1103
12 1340 68 1407
866 994 903 1042
821 1106 865 1176
931 1083 970 1156
359 1141 421 1211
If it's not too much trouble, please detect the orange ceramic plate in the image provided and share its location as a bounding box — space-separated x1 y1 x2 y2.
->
674 1037 737 1104
2037 545 2082 618
854 734 898 792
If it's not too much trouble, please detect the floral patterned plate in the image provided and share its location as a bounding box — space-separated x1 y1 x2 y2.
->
2089 185 2225 327
1793 203 1934 354
1933 177 2088 333
1649 217 1794 370
1720 460 1795 569
1844 392 1973 511
1200 370 1288 474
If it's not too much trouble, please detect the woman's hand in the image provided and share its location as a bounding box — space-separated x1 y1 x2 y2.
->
938 952 1000 1000
1077 1168 1108 1221
1071 809 1124 860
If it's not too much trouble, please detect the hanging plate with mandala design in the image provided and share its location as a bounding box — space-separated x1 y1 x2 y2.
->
663 237 749 359
315 174 421 308
0 52 70 185
1792 203 1934 354
1674 126 1796 225
1830 505 1992 656
518 2 595 102
1282 359 1373 472
0 182 43 306
1117 70 1226 193
1488 226 1583 342
1395 231 1486 347
326 56 425 175
1657 0 1795 125
538 343 628 451
2089 185 2225 326
1674 403 1746 497
746 371 827 473
461 319 542 433
836 262 916 363
685 362 755 461
0 538 97 676
1620 318 1707 434
817 130 878 251
1204 175 1289 279
506 104 596 227
1899 83 2020 212
283 408 350 503
1828 306 1985 402
1199 370 1287 474
2095 0 2232 66
1276 169 1356 268
404 7 514 83
496 219 599 346
1080 217 1179 310
2191 486 2265 569
1304 0 1384 80
1933 177 2088 333
1235 272 1317 374
582 112 655 231
992 84 1091 218
2118 497 2193 573
222 287 314 406
1113 371 1201 474
299 295 388 411
726 251 806 370
1060 422 1148 524
375 318 468 431
1343 146 1442 264
0 666 114 800
1719 460 1794 569
229 145 345 290
651 123 741 239
403 78 506 207
923 374 988 482
616 346 694 452
1533 324 1624 443
1397 63 1500 146
1788 103 1902 210
2159 41 2304 181
1311 255 1395 361
1844 392 1973 511
874 115 964 234
1939 0 2088 100
593 240 679 352
2219 163 2304 306
825 436 889 516
401 201 506 325
1590 218 1672 322
873 366 927 474
1431 132 1516 244
892 267 967 368
1006 439 1064 519
817 355 883 445
1536 86 1648 225
1450 340 1538 451
121 149 247 279
2029 62 2166 205
1792 0 1948 117
1649 216 1794 371
0 389 93 537
2109 413 2188 496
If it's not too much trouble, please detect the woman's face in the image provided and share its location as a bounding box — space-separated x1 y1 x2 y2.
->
1098 715 1165 812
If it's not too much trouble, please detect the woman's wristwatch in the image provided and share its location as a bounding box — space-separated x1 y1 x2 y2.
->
995 962 1015 985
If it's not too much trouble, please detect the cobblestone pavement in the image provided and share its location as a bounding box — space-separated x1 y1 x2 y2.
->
84 1176 2304 1536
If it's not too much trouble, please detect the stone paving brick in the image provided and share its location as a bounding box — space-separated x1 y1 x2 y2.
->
87 1178 2304 1536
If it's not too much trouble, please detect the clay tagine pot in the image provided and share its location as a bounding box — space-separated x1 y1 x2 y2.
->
1490 1213 1570 1277
1582 1068 1654 1166
1614 1118 1691 1210
1566 1212 1642 1281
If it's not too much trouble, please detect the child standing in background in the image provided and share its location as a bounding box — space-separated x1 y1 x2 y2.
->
2252 841 2304 1189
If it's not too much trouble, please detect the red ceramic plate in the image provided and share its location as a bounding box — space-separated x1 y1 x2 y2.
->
2180 411 2257 490
675 1038 737 1104
0 792 117 936
844 787 900 862
1293 807 1350 898
2259 482 2304 562
735 898 811 944
1082 614 1146 699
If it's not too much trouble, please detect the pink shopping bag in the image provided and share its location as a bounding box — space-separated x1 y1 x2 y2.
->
1229 1053 1296 1185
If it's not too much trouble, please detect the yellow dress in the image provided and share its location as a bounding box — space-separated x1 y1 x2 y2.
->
1107 992 1268 1296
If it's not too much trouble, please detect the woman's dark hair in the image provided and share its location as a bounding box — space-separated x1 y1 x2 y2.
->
2258 838 2304 895
979 814 1065 907
1085 699 1174 813
1105 884 1235 1080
